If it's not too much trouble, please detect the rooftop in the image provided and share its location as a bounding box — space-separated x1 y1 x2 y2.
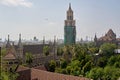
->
16 66 90 80
3 51 16 60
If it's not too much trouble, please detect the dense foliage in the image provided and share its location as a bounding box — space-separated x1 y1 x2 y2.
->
48 43 120 80
43 46 50 56
25 52 33 67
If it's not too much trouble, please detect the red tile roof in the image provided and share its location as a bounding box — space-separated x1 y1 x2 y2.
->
16 66 90 80
98 29 116 41
3 51 16 60
33 65 47 71
31 68 90 80
16 66 30 72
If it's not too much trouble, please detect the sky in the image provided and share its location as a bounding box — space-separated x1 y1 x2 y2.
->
0 0 120 41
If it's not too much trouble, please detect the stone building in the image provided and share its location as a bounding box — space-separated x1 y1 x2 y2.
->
5 34 23 59
94 29 120 46
3 48 18 72
3 35 18 71
5 34 57 66
64 3 76 45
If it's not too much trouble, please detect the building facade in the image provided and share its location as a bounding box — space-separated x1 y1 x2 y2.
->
64 3 76 45
94 29 120 46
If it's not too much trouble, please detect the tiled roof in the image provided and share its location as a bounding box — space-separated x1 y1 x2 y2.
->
16 66 90 80
16 66 30 72
33 65 47 71
17 66 90 80
107 29 115 35
98 29 116 41
31 68 90 80
3 51 16 60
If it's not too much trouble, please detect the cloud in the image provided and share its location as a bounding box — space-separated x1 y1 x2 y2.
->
48 22 57 25
0 0 33 8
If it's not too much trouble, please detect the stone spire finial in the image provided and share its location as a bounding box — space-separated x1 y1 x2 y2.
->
94 33 97 42
18 34 21 43
69 3 71 10
19 34 21 40
17 33 23 59
18 33 22 48
6 34 11 49
19 34 21 42
43 36 45 45
8 35 10 42
54 35 56 45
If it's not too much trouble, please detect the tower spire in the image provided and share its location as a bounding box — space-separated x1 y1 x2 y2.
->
94 33 97 40
94 33 98 46
69 3 71 10
6 34 11 49
18 33 22 48
43 36 45 45
19 34 21 42
17 33 23 59
18 34 21 44
8 35 9 42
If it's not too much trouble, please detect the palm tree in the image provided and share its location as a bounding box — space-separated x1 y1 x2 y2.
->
43 46 50 56
25 53 33 67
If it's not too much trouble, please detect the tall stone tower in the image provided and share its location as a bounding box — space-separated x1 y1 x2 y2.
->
17 34 23 59
64 3 76 45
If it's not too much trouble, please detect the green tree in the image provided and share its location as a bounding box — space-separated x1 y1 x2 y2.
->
66 60 81 76
48 60 56 72
100 43 117 56
103 66 120 80
82 61 93 75
0 65 19 80
87 66 120 80
60 58 67 68
87 67 104 80
25 53 33 67
88 47 99 54
43 46 50 56
62 45 72 62
108 55 120 68
57 47 63 56
114 62 120 68
66 66 71 74
1 48 7 56
96 56 107 68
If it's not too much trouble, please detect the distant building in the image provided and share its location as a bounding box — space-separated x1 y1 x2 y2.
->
94 29 120 46
3 45 18 72
5 34 23 59
64 3 76 45
4 34 58 66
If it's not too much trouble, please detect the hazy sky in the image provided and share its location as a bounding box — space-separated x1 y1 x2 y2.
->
0 0 120 41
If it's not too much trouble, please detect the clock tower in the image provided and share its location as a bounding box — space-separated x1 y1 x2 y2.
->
64 3 76 45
